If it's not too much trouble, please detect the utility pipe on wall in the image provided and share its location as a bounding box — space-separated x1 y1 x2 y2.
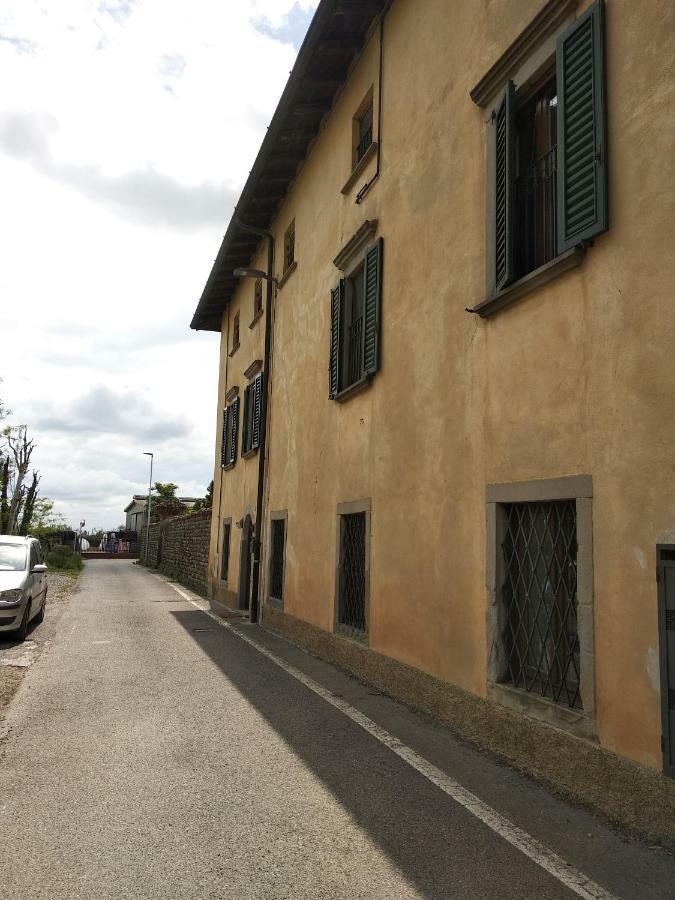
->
234 217 275 624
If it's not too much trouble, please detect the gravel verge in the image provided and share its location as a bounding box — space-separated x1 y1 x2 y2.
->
0 569 80 720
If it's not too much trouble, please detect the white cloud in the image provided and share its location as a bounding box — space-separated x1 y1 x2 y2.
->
0 0 317 528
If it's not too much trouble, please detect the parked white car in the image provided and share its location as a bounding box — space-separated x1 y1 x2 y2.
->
0 536 47 642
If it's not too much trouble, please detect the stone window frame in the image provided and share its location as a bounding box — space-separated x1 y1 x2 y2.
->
341 86 378 195
470 0 584 317
229 310 240 356
331 219 379 403
267 509 288 611
333 498 371 645
486 474 596 740
278 219 297 289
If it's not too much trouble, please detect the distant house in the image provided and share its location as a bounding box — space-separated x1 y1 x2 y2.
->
124 497 148 532
124 495 199 532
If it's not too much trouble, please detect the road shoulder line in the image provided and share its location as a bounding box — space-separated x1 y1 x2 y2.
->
159 575 616 900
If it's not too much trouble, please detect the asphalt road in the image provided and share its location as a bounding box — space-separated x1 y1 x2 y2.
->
0 561 673 899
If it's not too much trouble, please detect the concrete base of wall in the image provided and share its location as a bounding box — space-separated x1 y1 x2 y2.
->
261 605 675 847
210 595 249 620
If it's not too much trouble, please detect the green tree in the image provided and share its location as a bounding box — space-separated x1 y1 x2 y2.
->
27 498 69 540
152 482 178 500
193 480 213 512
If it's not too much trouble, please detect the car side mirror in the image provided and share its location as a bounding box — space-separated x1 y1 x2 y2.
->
31 564 48 573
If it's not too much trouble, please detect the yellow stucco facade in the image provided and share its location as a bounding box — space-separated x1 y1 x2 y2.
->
204 0 675 771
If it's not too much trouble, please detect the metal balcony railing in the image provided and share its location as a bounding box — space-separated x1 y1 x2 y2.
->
346 316 363 388
356 125 373 164
515 144 557 277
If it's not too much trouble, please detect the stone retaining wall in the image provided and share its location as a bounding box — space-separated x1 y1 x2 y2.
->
139 522 161 567
158 509 211 596
140 509 211 597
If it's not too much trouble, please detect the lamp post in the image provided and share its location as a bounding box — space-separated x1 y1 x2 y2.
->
143 452 153 561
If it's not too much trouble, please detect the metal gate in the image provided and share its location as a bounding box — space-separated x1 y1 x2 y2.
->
657 544 675 778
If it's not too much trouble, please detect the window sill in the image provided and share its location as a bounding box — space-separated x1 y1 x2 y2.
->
335 623 369 645
488 682 597 742
242 447 259 460
228 343 240 358
341 141 378 196
468 247 585 318
249 310 263 329
334 375 372 404
277 260 297 290
221 462 235 472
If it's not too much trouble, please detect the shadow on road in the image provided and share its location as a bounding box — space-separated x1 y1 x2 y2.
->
170 607 558 900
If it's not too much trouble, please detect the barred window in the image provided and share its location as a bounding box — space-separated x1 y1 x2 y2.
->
254 278 263 318
500 500 580 709
337 512 367 638
231 311 240 353
269 517 286 604
283 220 295 273
355 99 373 164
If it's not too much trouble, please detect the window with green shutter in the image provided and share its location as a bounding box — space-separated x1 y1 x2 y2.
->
329 238 383 400
242 373 263 455
220 406 229 468
228 396 239 466
489 0 607 293
221 397 239 469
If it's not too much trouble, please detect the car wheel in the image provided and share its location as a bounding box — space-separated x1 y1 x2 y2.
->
14 600 31 642
35 596 45 624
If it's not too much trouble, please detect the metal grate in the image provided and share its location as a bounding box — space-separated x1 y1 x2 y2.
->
338 512 367 637
356 125 373 163
347 316 363 386
515 144 557 277
666 610 675 630
269 519 285 603
356 101 373 164
501 500 581 709
284 223 295 272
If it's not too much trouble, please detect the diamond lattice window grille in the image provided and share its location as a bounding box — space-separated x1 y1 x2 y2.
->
338 512 367 637
500 500 581 709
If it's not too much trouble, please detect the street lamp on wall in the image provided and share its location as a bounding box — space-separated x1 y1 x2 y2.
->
234 267 277 284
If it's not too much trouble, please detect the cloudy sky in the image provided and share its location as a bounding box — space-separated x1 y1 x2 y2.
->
0 0 318 529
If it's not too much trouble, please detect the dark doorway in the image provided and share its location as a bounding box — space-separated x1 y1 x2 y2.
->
238 514 253 612
657 544 675 778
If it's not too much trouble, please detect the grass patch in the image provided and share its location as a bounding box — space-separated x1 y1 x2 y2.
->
45 544 83 572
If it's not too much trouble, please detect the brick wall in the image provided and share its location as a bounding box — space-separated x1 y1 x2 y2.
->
140 509 211 597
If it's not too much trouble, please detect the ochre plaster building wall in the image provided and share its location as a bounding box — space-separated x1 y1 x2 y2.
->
207 0 674 770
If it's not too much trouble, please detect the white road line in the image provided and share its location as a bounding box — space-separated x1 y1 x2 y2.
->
161 577 617 900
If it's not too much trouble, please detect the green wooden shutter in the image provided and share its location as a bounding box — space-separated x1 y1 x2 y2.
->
220 407 229 468
252 373 262 450
494 80 515 291
329 280 344 399
229 397 239 465
242 386 250 453
556 0 608 252
362 238 383 376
